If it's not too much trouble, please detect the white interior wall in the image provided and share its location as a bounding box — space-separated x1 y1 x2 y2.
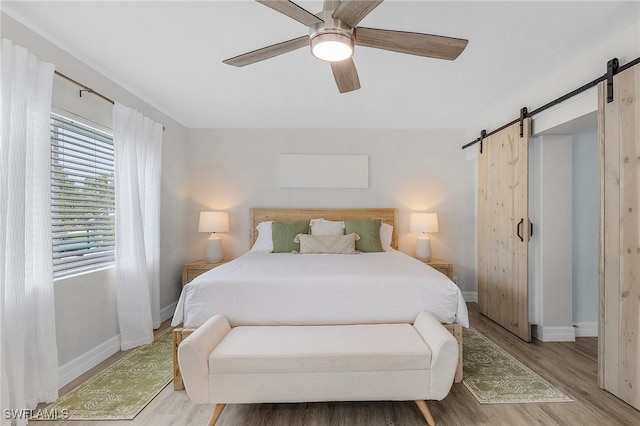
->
185 128 477 298
541 135 575 341
1 12 189 386
572 127 599 335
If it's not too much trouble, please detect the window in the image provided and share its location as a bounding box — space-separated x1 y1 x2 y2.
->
51 113 115 278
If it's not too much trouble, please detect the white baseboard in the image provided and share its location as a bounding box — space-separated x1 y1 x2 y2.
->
573 322 598 337
463 292 478 303
531 325 576 342
58 333 120 388
160 301 177 323
58 302 178 388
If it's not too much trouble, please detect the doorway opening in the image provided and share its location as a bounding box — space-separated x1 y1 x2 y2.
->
529 110 599 341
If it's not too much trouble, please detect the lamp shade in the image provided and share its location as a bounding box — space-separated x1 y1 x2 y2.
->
198 211 229 233
410 213 439 233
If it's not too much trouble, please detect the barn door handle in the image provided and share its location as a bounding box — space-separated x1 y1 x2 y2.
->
517 218 524 242
529 221 534 240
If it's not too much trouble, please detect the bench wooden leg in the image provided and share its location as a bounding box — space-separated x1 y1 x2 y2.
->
207 404 226 426
414 400 436 426
172 328 195 390
443 323 463 383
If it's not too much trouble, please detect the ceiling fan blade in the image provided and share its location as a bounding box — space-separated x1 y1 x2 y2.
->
332 0 383 28
223 36 309 67
257 0 323 26
355 27 468 60
331 58 361 93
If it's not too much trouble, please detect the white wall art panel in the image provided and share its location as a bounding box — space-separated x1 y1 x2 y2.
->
280 154 368 188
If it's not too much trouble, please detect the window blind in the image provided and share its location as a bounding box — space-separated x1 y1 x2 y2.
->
51 113 115 278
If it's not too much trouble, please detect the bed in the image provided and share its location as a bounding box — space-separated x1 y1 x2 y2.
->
171 208 468 389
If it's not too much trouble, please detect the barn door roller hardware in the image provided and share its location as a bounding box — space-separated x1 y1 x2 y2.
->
607 58 619 103
479 129 486 154
465 107 526 152
462 56 639 150
519 107 528 138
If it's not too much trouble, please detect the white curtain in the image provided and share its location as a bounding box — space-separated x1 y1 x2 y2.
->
113 102 162 351
0 39 58 425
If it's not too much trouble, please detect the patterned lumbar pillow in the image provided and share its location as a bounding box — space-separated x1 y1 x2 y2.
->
294 233 360 254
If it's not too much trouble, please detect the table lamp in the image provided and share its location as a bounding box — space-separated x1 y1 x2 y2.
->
410 212 439 261
198 211 229 262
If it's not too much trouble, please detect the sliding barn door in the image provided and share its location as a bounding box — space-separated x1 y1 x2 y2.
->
598 65 640 410
478 120 531 342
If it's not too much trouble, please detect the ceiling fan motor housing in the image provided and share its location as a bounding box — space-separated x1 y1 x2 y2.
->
309 10 355 61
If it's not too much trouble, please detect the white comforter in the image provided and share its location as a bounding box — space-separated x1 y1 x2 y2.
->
172 250 469 328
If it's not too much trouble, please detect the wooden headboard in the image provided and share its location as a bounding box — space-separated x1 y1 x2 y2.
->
250 208 399 249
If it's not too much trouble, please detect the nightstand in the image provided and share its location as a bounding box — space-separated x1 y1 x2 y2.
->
424 258 453 280
182 259 229 286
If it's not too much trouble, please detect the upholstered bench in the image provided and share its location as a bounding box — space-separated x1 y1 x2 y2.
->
178 312 458 426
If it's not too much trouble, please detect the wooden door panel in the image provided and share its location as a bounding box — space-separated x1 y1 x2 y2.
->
478 120 531 341
598 65 640 410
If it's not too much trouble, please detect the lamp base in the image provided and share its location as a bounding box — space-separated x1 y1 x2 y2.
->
206 235 224 263
415 236 432 261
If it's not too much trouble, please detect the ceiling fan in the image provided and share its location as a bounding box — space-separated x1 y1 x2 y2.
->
223 0 468 93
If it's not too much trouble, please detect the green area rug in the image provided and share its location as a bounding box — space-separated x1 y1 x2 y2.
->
463 327 573 404
41 328 173 420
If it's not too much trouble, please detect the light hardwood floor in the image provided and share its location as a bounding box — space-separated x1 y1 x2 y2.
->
34 304 640 425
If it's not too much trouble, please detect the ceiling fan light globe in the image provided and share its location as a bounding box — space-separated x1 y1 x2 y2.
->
311 33 353 62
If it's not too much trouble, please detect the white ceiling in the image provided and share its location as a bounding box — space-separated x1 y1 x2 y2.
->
2 1 639 129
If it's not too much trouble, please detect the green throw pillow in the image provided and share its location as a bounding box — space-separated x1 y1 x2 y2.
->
272 220 310 253
345 219 383 252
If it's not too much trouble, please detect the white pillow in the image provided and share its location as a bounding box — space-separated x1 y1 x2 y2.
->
250 221 273 252
380 222 393 251
310 218 346 236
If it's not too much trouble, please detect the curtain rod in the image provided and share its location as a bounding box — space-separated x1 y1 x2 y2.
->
461 56 640 150
53 70 166 132
54 70 114 105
